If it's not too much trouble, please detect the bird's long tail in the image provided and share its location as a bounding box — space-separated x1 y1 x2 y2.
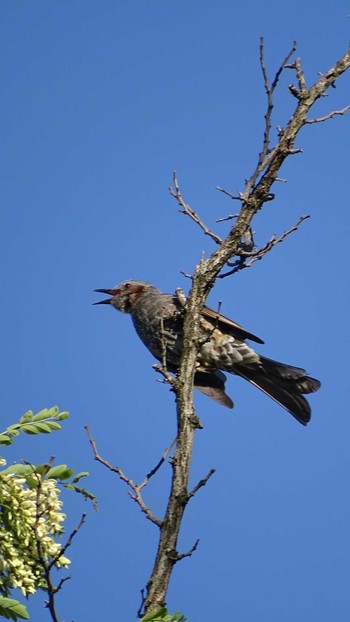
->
234 355 321 425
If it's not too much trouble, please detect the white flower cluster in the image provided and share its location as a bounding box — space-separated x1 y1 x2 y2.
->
0 473 71 596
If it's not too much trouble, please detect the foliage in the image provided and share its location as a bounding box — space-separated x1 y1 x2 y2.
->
0 465 71 598
141 608 187 622
0 598 29 621
0 406 94 621
0 407 69 447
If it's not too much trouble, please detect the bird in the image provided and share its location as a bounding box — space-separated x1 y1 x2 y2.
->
94 280 320 425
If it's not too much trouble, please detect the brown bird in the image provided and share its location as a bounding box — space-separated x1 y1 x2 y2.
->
94 280 320 425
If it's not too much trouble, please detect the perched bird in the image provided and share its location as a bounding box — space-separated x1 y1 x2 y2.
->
94 280 320 425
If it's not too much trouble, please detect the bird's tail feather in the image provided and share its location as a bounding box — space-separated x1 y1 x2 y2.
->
234 355 321 425
194 369 233 409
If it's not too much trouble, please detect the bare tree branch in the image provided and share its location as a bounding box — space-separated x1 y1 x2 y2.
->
306 105 350 123
174 538 200 561
139 437 177 489
256 38 298 183
187 468 216 501
143 43 350 615
169 172 223 244
220 214 310 278
85 425 163 527
215 186 244 201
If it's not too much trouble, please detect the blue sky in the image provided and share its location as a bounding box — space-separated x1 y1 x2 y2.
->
1 2 350 621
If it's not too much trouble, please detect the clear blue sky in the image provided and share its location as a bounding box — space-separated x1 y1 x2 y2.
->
1 2 350 621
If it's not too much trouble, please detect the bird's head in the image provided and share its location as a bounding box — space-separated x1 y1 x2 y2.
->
94 280 159 313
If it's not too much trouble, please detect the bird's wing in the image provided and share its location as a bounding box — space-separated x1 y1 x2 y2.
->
202 306 264 344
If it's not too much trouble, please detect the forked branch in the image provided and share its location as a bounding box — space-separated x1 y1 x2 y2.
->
143 42 350 615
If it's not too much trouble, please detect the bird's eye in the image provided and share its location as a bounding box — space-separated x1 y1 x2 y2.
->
124 282 131 289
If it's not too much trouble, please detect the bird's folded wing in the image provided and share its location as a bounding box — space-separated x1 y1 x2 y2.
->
202 306 264 344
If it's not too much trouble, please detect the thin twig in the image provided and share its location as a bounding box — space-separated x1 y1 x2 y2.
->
85 425 163 527
216 213 240 222
48 513 86 571
187 468 216 501
138 588 147 619
175 538 200 562
139 437 177 490
170 172 223 244
306 105 350 123
286 57 307 97
245 38 297 194
215 186 244 201
219 215 309 278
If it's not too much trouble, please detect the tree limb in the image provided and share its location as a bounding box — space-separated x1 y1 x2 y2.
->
85 425 163 527
143 42 350 614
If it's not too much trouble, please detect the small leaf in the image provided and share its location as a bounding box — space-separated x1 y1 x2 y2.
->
19 410 33 424
1 464 34 476
47 405 60 417
0 434 13 446
46 421 62 431
32 408 49 421
57 411 70 420
6 424 21 433
21 423 41 434
29 422 52 434
141 608 168 622
35 463 49 475
0 597 30 620
72 471 89 483
46 465 73 480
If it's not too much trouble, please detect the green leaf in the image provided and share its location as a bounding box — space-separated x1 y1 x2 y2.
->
5 424 21 433
0 597 29 620
46 421 62 430
19 411 33 424
20 424 41 435
0 434 13 446
28 422 52 434
141 610 187 622
63 483 98 509
57 411 69 420
71 471 89 483
141 608 168 622
1 464 34 476
34 463 49 475
46 465 73 480
46 406 60 417
31 408 49 421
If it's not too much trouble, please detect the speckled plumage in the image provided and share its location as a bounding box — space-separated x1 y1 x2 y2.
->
95 280 321 425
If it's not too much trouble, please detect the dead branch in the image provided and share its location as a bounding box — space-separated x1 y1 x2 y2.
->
85 425 162 527
215 186 244 201
306 105 350 123
139 437 177 489
187 468 216 501
257 39 298 181
174 538 200 561
143 43 350 614
219 214 310 278
216 213 240 222
169 172 223 244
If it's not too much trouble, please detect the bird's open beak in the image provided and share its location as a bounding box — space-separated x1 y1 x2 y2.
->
93 288 115 305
